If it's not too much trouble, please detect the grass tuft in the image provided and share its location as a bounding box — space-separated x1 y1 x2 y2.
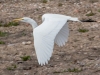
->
7 64 17 70
0 41 5 44
89 0 99 3
42 0 47 3
67 68 82 72
78 28 89 33
58 3 63 7
98 9 100 12
20 55 31 61
0 31 7 37
53 68 82 73
0 21 19 27
21 32 27 36
4 21 19 27
53 70 67 73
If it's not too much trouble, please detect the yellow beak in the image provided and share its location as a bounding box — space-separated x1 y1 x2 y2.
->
13 18 23 22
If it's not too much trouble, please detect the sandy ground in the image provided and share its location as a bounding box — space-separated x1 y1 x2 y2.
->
0 0 100 75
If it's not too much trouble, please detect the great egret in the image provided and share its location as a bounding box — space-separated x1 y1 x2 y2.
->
14 14 80 66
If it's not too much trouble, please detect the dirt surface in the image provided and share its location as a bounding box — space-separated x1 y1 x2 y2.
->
0 0 100 75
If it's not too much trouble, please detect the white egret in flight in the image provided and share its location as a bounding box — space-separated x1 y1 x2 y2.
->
14 14 80 66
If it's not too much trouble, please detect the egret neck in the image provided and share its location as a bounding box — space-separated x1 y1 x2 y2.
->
29 19 38 28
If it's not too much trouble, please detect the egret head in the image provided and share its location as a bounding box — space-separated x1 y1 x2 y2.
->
13 17 38 28
13 17 33 23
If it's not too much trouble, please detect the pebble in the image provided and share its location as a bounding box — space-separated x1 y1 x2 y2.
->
7 43 15 47
23 66 32 70
91 24 99 28
86 11 91 14
22 41 32 45
97 21 100 23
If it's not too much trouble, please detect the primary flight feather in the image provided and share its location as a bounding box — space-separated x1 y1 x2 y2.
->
14 14 80 66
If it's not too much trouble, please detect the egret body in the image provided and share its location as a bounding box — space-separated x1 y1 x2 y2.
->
14 14 80 66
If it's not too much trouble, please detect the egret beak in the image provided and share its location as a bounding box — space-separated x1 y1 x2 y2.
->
13 18 23 22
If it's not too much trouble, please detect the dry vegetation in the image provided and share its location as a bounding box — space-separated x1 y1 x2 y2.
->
0 0 100 75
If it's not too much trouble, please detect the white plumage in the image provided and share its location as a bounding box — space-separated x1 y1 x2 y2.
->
14 14 80 66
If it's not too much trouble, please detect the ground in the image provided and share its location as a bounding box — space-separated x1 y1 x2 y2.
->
0 0 100 75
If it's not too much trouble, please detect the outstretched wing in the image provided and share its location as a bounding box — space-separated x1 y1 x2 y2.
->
33 17 68 65
54 22 69 46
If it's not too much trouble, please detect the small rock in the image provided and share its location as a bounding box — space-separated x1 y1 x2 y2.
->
97 21 100 23
86 11 91 14
24 72 29 75
84 52 88 55
22 41 32 45
23 66 32 70
73 9 79 13
93 3 98 5
91 24 99 28
7 43 15 47
22 42 26 45
17 61 23 64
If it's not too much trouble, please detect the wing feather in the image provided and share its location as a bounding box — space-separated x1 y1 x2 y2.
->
33 18 68 65
54 22 69 47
